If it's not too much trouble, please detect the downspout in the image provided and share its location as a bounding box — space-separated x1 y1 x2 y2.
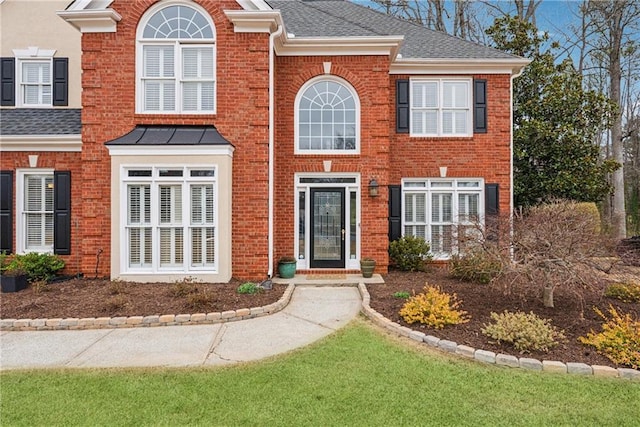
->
267 23 284 278
510 66 525 257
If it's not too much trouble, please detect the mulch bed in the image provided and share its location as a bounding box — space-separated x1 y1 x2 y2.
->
371 265 639 368
0 278 287 319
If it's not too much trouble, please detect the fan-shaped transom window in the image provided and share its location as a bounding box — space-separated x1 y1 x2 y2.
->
142 5 214 39
296 78 359 153
137 2 216 114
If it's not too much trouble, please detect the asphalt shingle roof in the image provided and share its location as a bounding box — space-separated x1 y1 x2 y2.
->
0 108 81 136
266 0 520 60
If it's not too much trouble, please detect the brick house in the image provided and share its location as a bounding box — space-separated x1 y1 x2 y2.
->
0 0 528 282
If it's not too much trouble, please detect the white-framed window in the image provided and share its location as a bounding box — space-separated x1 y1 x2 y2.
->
123 167 217 273
402 179 483 258
19 60 52 106
410 78 471 137
136 2 216 114
16 170 54 252
295 76 360 154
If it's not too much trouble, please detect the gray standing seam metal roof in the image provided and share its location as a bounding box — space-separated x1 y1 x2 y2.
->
266 0 520 60
0 109 81 136
105 125 232 146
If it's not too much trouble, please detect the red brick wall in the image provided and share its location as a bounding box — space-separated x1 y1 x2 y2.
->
389 74 513 215
273 56 392 271
79 0 270 279
0 151 83 274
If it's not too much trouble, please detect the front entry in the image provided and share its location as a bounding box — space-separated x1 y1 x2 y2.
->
310 188 345 268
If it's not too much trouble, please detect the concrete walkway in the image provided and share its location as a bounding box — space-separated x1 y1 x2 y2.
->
0 286 361 370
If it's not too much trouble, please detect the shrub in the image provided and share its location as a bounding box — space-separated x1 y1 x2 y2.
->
399 285 469 329
186 290 213 310
481 311 565 353
392 291 411 299
604 282 640 303
389 235 432 272
449 250 502 284
170 281 196 297
237 282 261 295
579 306 640 369
12 252 65 282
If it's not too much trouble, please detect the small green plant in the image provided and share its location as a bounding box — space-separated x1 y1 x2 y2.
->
237 282 261 295
392 291 411 299
604 282 640 303
449 250 501 284
482 311 565 353
399 285 469 329
6 252 65 282
389 235 432 272
579 305 640 369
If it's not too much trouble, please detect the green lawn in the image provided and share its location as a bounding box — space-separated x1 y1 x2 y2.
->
2 320 639 426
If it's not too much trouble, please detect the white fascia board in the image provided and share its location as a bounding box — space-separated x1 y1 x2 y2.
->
224 10 281 33
390 58 531 75
0 135 82 152
106 145 235 157
276 36 404 58
57 9 121 33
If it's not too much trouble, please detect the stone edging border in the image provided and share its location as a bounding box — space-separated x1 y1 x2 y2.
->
357 283 640 381
0 284 296 332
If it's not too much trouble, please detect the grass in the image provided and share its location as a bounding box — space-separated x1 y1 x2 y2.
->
2 320 639 426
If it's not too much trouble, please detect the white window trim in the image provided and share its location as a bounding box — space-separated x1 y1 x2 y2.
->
120 166 219 274
294 75 361 155
13 47 57 108
16 168 54 254
294 173 361 270
135 1 216 115
409 78 472 138
401 178 484 259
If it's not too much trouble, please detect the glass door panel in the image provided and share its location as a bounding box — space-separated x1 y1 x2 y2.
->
310 188 345 268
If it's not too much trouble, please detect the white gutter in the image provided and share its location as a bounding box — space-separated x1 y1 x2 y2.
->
510 63 528 259
268 23 284 279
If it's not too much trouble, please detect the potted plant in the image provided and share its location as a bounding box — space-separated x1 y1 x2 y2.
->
360 257 376 278
0 254 28 293
277 256 297 279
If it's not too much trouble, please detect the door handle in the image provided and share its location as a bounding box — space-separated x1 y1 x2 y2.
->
341 228 345 241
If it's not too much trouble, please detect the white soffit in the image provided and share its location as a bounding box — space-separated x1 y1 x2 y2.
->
390 58 532 75
0 135 82 152
57 0 120 33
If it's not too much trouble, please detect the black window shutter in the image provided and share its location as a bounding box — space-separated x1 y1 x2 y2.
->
53 171 71 255
474 79 487 133
485 183 499 215
396 79 410 133
52 58 69 106
1 57 15 107
0 171 13 253
388 185 402 242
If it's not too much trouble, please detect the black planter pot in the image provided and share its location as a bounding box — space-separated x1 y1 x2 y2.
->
1 274 28 293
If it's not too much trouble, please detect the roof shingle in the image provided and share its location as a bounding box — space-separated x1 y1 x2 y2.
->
0 108 81 136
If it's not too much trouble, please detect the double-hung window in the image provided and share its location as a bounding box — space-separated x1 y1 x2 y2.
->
411 79 471 137
124 167 217 273
137 3 215 114
20 60 52 106
402 179 482 258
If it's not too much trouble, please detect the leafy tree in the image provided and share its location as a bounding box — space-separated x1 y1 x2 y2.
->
487 16 618 207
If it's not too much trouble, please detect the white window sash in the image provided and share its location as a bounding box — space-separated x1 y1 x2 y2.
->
18 60 53 107
409 79 471 137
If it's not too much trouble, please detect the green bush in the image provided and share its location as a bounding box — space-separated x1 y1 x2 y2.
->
389 235 432 272
4 253 65 282
604 282 640 303
579 306 640 369
482 311 565 353
392 291 411 299
399 285 469 329
449 250 501 284
237 282 261 294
